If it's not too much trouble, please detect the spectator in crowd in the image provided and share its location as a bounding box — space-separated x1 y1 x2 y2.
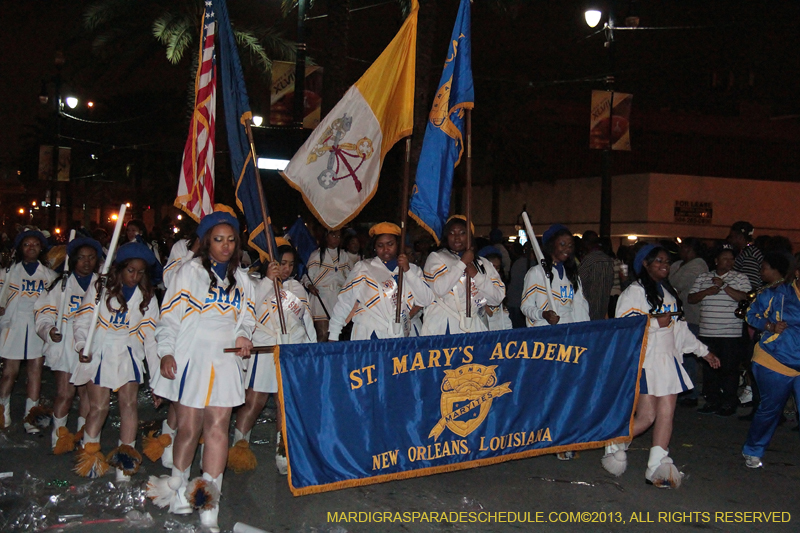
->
689 245 751 416
578 230 614 320
669 237 709 407
739 251 793 421
489 228 511 281
728 221 763 291
741 260 800 469
507 242 533 328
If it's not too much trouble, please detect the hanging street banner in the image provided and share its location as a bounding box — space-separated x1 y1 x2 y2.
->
589 90 633 151
270 61 323 129
276 315 648 496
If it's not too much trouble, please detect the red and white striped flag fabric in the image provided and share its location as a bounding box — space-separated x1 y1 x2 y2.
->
175 1 217 222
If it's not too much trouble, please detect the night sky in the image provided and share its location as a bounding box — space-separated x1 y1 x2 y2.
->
2 1 799 216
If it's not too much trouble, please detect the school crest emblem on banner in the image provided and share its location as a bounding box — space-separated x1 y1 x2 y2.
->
428 364 511 440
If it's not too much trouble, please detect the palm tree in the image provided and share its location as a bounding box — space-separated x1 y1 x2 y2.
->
84 0 297 78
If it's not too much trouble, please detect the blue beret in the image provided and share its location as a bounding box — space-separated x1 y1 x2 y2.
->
114 242 157 266
67 237 104 260
13 230 49 251
633 243 657 276
478 245 501 259
197 212 240 240
542 224 569 246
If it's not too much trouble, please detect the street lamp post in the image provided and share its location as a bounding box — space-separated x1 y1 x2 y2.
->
586 2 616 240
293 0 308 129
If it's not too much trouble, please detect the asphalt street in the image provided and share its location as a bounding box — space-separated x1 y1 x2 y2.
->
1 367 798 533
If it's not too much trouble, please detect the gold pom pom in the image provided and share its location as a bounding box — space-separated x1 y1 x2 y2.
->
107 444 143 476
74 442 109 478
142 430 173 462
227 439 257 473
53 426 77 455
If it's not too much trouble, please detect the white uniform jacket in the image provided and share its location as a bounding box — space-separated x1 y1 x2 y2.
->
34 273 99 373
154 259 256 408
617 281 709 396
329 258 435 340
304 248 350 320
0 262 57 360
421 250 505 335
163 239 193 290
521 265 591 327
71 283 159 389
253 276 315 345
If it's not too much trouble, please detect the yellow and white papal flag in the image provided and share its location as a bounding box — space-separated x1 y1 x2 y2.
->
281 0 418 230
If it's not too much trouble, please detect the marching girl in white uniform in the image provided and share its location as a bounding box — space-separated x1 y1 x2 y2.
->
604 244 720 488
329 222 434 341
71 242 159 482
149 212 254 532
34 237 102 452
521 224 590 328
304 229 350 342
229 241 315 476
0 230 57 433
421 216 506 336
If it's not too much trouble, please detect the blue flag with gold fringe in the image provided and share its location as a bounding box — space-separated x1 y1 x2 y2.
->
409 0 473 243
215 0 276 261
276 316 648 495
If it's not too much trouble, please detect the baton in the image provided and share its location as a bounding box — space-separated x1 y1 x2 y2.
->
54 230 77 338
80 204 127 362
521 212 558 314
223 345 275 354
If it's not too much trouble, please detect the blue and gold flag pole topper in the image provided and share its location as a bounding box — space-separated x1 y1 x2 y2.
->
521 212 558 314
408 0 474 244
214 0 286 335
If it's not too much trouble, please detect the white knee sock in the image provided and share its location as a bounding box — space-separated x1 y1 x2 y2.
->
233 428 251 443
24 397 38 418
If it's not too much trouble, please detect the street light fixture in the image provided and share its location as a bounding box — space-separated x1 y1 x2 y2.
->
585 9 602 28
65 97 79 109
252 115 263 127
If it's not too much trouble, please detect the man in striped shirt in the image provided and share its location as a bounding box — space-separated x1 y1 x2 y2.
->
577 231 614 321
728 221 763 291
689 245 751 416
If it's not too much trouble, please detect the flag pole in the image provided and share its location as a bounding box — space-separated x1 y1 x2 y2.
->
464 109 472 318
396 137 412 325
244 119 288 336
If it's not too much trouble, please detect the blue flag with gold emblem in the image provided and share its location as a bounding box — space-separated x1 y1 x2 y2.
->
276 316 648 495
215 0 276 261
409 0 473 243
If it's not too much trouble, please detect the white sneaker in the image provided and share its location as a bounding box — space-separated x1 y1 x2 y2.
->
24 422 41 435
199 506 220 533
556 451 577 461
275 452 288 475
743 454 762 469
169 482 193 515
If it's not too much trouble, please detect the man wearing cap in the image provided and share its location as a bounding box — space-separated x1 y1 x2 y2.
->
728 221 763 291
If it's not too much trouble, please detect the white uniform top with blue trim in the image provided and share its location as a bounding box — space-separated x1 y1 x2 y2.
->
162 238 193 290
304 248 350 321
521 264 590 327
617 281 709 397
71 284 159 390
0 262 57 360
421 250 505 336
34 273 99 374
329 257 434 340
154 259 256 408
245 277 315 394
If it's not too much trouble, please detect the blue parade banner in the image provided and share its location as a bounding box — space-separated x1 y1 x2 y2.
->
276 315 648 496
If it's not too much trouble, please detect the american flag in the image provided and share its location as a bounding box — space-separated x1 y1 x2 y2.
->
175 0 217 222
